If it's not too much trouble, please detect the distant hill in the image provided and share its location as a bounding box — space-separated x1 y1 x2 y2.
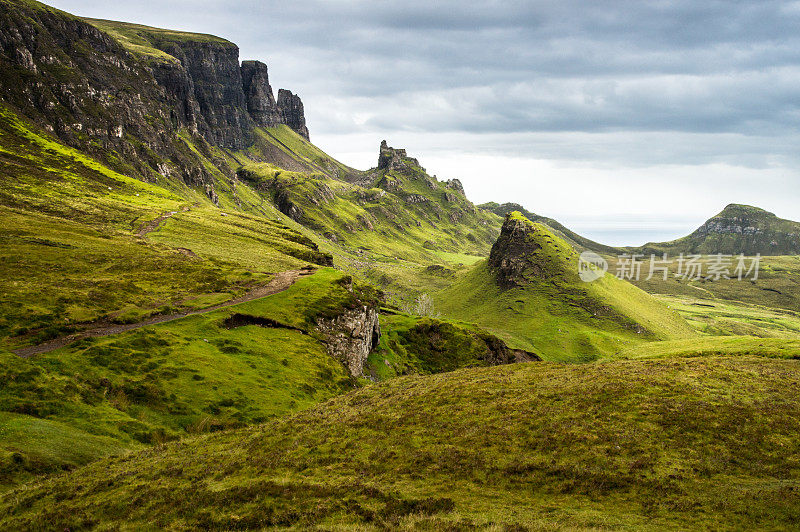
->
631 204 800 256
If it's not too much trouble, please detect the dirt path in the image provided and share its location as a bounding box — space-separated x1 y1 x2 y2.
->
136 205 190 237
13 269 314 358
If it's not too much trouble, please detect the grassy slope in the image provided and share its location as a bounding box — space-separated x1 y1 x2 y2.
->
615 335 800 361
434 217 695 362
235 126 502 305
655 293 800 338
0 269 366 490
618 254 800 314
3 356 799 530
367 312 525 380
84 18 233 64
0 105 329 349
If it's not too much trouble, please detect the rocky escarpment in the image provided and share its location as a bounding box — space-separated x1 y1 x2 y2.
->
241 60 280 127
0 2 212 183
152 38 253 149
315 306 380 378
0 2 311 184
276 89 309 140
488 212 578 288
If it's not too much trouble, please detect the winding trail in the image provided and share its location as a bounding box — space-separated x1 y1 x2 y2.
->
13 269 314 359
135 205 190 237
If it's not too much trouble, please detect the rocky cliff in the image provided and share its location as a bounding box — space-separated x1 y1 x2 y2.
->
151 38 253 149
0 1 209 182
241 60 280 127
0 1 311 184
276 89 309 140
315 306 380 378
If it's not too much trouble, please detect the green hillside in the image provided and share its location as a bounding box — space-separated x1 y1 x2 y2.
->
435 213 695 361
3 356 799 530
0 268 378 489
2 1 798 528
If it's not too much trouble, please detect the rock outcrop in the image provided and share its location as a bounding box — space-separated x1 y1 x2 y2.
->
377 140 424 172
445 178 464 195
479 333 541 364
277 89 309 140
480 202 620 255
315 306 380 378
488 212 578 288
241 60 280 127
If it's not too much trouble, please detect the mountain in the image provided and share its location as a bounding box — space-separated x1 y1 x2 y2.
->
632 203 800 256
4 354 800 529
435 212 695 361
3 1 799 528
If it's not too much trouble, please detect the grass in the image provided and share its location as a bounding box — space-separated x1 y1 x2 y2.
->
3 356 800 529
0 269 366 489
0 106 333 348
434 216 695 362
0 411 131 492
618 254 800 314
655 294 800 337
84 19 235 64
614 335 800 361
367 312 525 379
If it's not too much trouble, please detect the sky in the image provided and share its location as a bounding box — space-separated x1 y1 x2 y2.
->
49 0 800 245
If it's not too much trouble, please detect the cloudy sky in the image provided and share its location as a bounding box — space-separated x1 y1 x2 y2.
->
50 0 800 245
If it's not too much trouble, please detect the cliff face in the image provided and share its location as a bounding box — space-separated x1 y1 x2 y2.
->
0 1 210 182
153 40 253 149
315 306 380 378
0 1 311 184
277 89 309 140
241 60 280 127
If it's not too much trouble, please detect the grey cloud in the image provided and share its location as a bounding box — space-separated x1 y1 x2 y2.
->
46 0 800 187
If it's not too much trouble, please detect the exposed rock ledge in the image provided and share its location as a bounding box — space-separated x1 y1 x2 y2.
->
315 306 380 378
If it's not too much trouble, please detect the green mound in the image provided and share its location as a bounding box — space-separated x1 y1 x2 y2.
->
368 313 538 379
3 356 799 529
436 212 695 361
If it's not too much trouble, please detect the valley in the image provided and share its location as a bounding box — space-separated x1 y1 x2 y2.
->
1 1 799 529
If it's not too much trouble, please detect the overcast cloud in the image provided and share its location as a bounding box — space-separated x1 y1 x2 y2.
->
48 0 800 245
